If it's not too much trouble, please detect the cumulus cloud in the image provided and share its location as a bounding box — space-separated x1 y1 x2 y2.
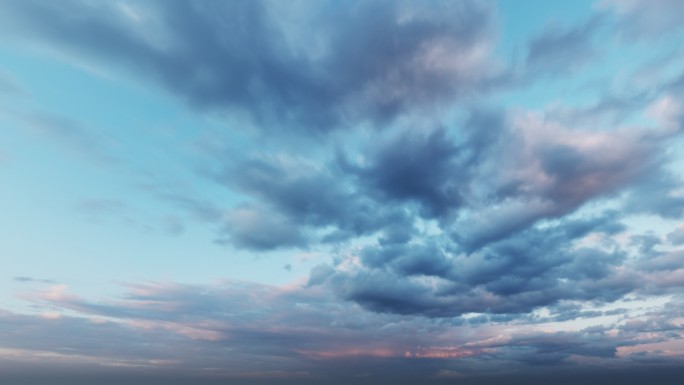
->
218 101 677 252
313 211 643 317
215 152 412 249
350 128 465 218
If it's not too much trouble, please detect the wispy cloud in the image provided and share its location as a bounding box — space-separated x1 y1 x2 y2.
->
13 276 56 284
5 279 683 381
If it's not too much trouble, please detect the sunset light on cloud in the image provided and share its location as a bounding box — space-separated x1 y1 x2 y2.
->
2 1 684 384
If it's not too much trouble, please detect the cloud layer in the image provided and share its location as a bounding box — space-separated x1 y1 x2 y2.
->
2 0 684 382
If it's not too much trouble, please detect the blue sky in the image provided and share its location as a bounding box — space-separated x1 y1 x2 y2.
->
2 0 684 383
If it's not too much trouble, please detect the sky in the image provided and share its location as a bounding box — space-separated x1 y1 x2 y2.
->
1 0 684 384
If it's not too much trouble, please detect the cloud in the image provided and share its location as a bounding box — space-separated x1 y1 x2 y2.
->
13 277 56 284
215 153 411 250
600 0 684 41
221 102 670 252
18 110 117 164
209 97 681 276
217 205 307 250
668 225 684 245
0 0 500 134
314 211 642 317
2 1 684 380
525 17 603 74
350 128 465 219
6 280 684 382
449 110 662 250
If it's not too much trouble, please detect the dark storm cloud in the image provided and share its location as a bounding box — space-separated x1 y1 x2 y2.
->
0 0 499 134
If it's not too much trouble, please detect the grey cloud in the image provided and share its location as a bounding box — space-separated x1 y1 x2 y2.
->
205 101 683 318
312 210 682 318
310 212 637 317
0 0 500 134
451 115 658 251
351 128 464 218
0 311 181 365
3 0 684 380
13 277 56 284
667 226 684 245
11 282 472 377
624 169 684 218
217 204 308 250
9 280 684 381
217 153 410 250
526 17 602 74
217 109 501 250
217 102 678 258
